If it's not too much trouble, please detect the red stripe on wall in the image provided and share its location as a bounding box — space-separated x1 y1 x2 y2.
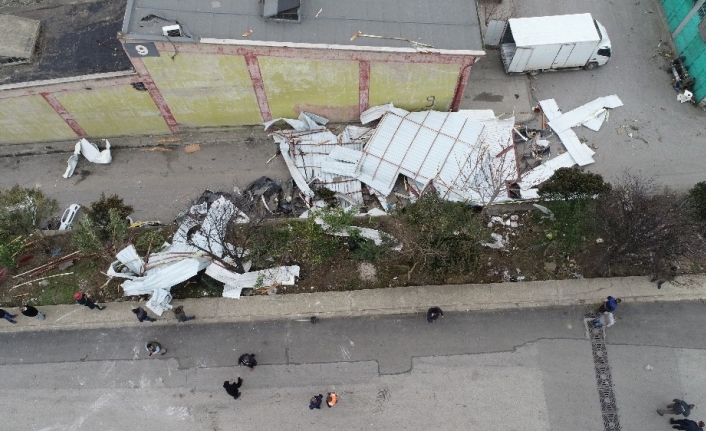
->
358 61 370 116
40 92 87 137
450 60 473 112
130 57 180 133
244 53 272 122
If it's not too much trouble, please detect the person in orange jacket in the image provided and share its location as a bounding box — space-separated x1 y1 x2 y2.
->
326 392 338 408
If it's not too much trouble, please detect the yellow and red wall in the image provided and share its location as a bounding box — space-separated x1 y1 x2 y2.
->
0 42 482 144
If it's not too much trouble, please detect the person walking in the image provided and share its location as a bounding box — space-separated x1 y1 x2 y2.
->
238 353 257 370
659 399 696 417
173 305 195 322
591 311 615 328
598 296 622 313
309 394 323 410
145 341 167 356
223 376 243 400
326 392 338 408
21 305 45 320
132 306 156 322
670 418 705 430
74 292 105 310
0 309 17 324
427 307 444 323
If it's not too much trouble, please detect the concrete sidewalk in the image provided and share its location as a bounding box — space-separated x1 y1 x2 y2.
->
2 274 704 332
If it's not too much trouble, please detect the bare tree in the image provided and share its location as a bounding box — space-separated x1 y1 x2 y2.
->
593 172 704 278
442 135 518 213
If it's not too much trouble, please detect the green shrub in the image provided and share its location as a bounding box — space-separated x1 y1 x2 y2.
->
540 199 597 255
539 167 611 200
71 216 103 255
0 236 26 268
134 230 166 255
0 185 58 239
85 193 133 236
393 193 485 277
106 209 129 249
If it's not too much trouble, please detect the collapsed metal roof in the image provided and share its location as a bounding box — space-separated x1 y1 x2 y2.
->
272 107 519 209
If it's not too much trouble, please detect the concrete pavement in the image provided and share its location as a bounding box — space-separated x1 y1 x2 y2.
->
2 274 704 333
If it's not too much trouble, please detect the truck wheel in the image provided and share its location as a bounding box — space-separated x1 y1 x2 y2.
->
584 62 598 70
528 70 539 76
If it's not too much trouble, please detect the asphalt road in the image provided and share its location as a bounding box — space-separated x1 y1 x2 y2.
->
2 302 706 430
512 0 706 189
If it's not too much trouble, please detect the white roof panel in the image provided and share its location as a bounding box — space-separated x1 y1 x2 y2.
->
509 14 599 47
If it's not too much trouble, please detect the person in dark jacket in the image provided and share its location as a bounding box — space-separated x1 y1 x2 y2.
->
309 394 323 410
223 377 243 400
659 399 696 417
427 307 444 323
173 305 195 322
145 341 166 356
0 309 17 324
598 296 622 313
670 418 705 431
21 305 45 320
74 292 105 310
238 353 257 370
132 306 156 322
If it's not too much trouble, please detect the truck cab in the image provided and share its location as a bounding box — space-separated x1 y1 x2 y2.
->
588 20 612 69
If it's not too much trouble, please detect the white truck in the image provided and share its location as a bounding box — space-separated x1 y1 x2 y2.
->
498 13 612 75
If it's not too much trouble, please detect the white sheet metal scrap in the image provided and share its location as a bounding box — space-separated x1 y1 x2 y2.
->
354 109 518 205
539 95 623 167
272 125 370 208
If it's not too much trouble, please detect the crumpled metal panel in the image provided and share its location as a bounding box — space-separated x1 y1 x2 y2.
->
121 257 210 296
146 287 173 316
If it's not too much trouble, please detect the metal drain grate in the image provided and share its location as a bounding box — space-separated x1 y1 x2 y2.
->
585 311 622 431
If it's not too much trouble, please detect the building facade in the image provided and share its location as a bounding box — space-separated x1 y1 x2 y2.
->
0 0 484 144
660 0 706 105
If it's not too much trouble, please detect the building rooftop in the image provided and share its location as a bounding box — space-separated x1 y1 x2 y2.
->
0 14 41 65
124 0 483 51
0 0 132 85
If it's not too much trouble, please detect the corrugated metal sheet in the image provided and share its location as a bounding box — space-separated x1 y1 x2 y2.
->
356 110 506 202
547 95 623 132
277 129 366 207
517 152 576 190
509 14 599 47
121 257 211 296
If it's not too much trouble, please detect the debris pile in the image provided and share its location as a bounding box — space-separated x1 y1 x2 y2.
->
270 106 519 211
107 190 300 314
517 95 624 198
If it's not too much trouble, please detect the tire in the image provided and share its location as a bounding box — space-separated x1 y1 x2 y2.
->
584 62 598 70
528 70 539 76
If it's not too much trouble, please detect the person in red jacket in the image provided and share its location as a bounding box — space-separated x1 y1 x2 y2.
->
74 292 105 310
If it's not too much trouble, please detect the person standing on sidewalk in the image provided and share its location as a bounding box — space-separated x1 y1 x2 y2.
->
592 311 615 328
670 418 705 430
309 394 323 410
145 341 167 356
598 296 621 313
173 305 195 322
74 292 105 310
21 305 45 320
238 353 257 370
132 306 156 322
223 376 243 400
659 399 696 417
0 309 17 324
326 392 338 408
427 307 444 323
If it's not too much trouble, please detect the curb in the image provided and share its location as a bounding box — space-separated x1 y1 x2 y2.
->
1 275 704 333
